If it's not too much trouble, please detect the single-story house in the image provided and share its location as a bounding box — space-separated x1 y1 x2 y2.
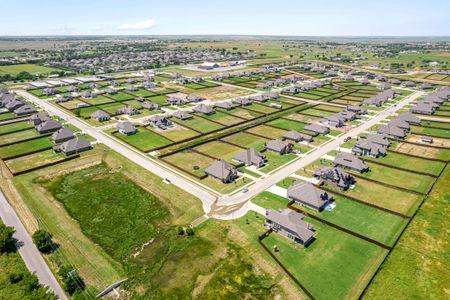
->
142 101 160 111
36 120 62 134
283 130 313 142
117 122 137 135
396 113 420 125
90 110 110 122
233 148 266 167
14 104 37 115
314 167 354 190
148 115 172 129
377 125 406 139
265 209 315 246
171 110 193 120
214 102 234 110
204 159 238 183
233 98 252 106
117 106 140 116
52 128 74 143
264 139 292 154
333 153 369 173
287 182 333 212
54 138 92 155
30 112 50 125
193 104 215 115
304 124 330 135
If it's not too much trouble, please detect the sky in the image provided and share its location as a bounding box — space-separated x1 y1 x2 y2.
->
1 0 449 36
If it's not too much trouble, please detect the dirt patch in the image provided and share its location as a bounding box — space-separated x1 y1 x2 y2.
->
408 134 450 147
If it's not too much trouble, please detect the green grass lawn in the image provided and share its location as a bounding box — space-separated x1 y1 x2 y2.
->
152 126 199 142
223 107 263 120
194 141 243 162
147 95 168 105
411 126 450 138
82 95 114 106
246 125 287 139
356 163 435 194
300 108 334 117
262 218 386 299
174 117 223 133
251 191 291 210
76 106 100 118
112 128 172 151
106 92 134 102
244 103 278 114
98 102 127 114
364 164 450 299
0 136 53 159
222 132 268 151
420 120 450 130
0 64 60 75
199 111 244 126
0 128 42 145
0 121 33 134
267 118 307 132
365 151 446 176
163 150 214 177
5 149 67 173
0 112 20 121
259 152 297 173
126 89 158 98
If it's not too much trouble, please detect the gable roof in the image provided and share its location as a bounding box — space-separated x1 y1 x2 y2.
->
205 159 237 181
266 209 315 242
334 152 369 171
287 182 333 208
233 148 265 166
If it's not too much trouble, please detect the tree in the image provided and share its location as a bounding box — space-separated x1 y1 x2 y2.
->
58 265 85 295
177 226 185 236
32 230 54 254
186 227 194 236
0 223 15 253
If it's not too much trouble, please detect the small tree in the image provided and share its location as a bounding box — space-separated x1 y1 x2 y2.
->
58 265 85 295
0 223 15 253
186 227 194 236
177 226 185 236
32 230 54 254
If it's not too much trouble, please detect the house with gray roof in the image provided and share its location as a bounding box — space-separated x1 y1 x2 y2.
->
54 138 92 155
81 91 95 99
56 95 73 103
117 105 140 116
389 118 410 132
185 94 203 103
14 104 37 115
124 85 138 92
30 112 50 125
167 96 184 106
378 124 406 139
233 98 252 106
205 159 238 183
346 105 367 115
214 102 234 110
287 182 333 212
283 130 313 142
0 93 15 107
314 166 354 190
193 104 215 115
265 209 315 246
352 135 388 157
90 110 110 122
232 148 266 167
397 113 420 125
149 115 172 129
320 114 345 128
36 120 62 134
52 128 74 143
334 152 369 173
264 139 292 154
117 122 136 135
5 99 25 111
172 110 193 120
142 101 160 111
410 102 436 115
304 124 330 135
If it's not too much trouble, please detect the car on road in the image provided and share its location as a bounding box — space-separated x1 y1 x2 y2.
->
242 188 249 193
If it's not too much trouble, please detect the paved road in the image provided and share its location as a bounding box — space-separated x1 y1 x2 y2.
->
0 190 68 299
214 90 425 208
16 91 217 213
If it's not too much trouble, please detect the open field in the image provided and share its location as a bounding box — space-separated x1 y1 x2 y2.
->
365 164 450 299
222 132 269 150
0 64 61 75
111 128 172 151
391 141 450 160
0 136 53 159
4 149 67 173
0 121 34 135
0 128 41 145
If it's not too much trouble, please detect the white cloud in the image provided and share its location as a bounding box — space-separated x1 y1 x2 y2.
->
118 19 156 30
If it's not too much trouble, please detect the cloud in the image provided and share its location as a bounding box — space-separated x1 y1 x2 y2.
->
118 19 156 30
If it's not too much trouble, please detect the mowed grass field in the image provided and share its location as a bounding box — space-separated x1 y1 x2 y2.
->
111 128 172 151
0 136 53 159
0 64 61 75
262 216 386 299
365 164 450 299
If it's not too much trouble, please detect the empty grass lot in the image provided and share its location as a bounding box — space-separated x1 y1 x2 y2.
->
82 95 114 105
199 111 244 126
420 120 450 129
5 149 66 173
163 150 214 177
246 125 287 139
112 129 172 151
0 112 19 121
98 102 126 114
262 218 386 299
300 108 334 117
365 151 446 176
173 117 223 133
152 126 199 142
0 121 33 134
126 89 158 98
267 118 307 132
147 95 168 105
106 92 134 101
355 162 435 194
194 141 243 162
364 165 450 299
222 132 268 151
0 128 41 145
222 107 263 120
259 152 297 173
0 63 60 75
392 141 450 160
327 177 423 216
0 136 53 159
411 125 450 138
76 106 100 118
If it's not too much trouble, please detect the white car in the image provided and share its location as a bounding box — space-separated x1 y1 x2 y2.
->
242 188 249 193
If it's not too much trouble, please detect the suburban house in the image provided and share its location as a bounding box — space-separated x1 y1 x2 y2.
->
117 122 137 135
124 85 138 92
167 96 185 106
204 159 238 183
148 115 172 129
117 105 140 116
81 91 95 99
346 105 367 115
185 94 204 103
333 153 369 173
36 120 62 134
5 99 25 111
233 98 252 106
90 110 110 122
142 101 160 111
214 102 234 110
14 104 37 115
389 118 410 132
287 182 333 212
352 133 390 157
171 110 193 120
52 128 74 143
193 104 215 115
304 124 330 136
105 88 118 94
397 112 420 125
283 130 313 142
232 148 266 167
265 209 315 246
378 125 406 139
410 102 436 115
264 139 292 154
54 138 92 155
30 112 50 125
320 114 345 128
314 167 355 190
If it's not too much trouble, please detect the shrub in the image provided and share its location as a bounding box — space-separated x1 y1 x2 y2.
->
0 223 15 253
186 227 194 236
177 226 185 236
32 230 54 254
